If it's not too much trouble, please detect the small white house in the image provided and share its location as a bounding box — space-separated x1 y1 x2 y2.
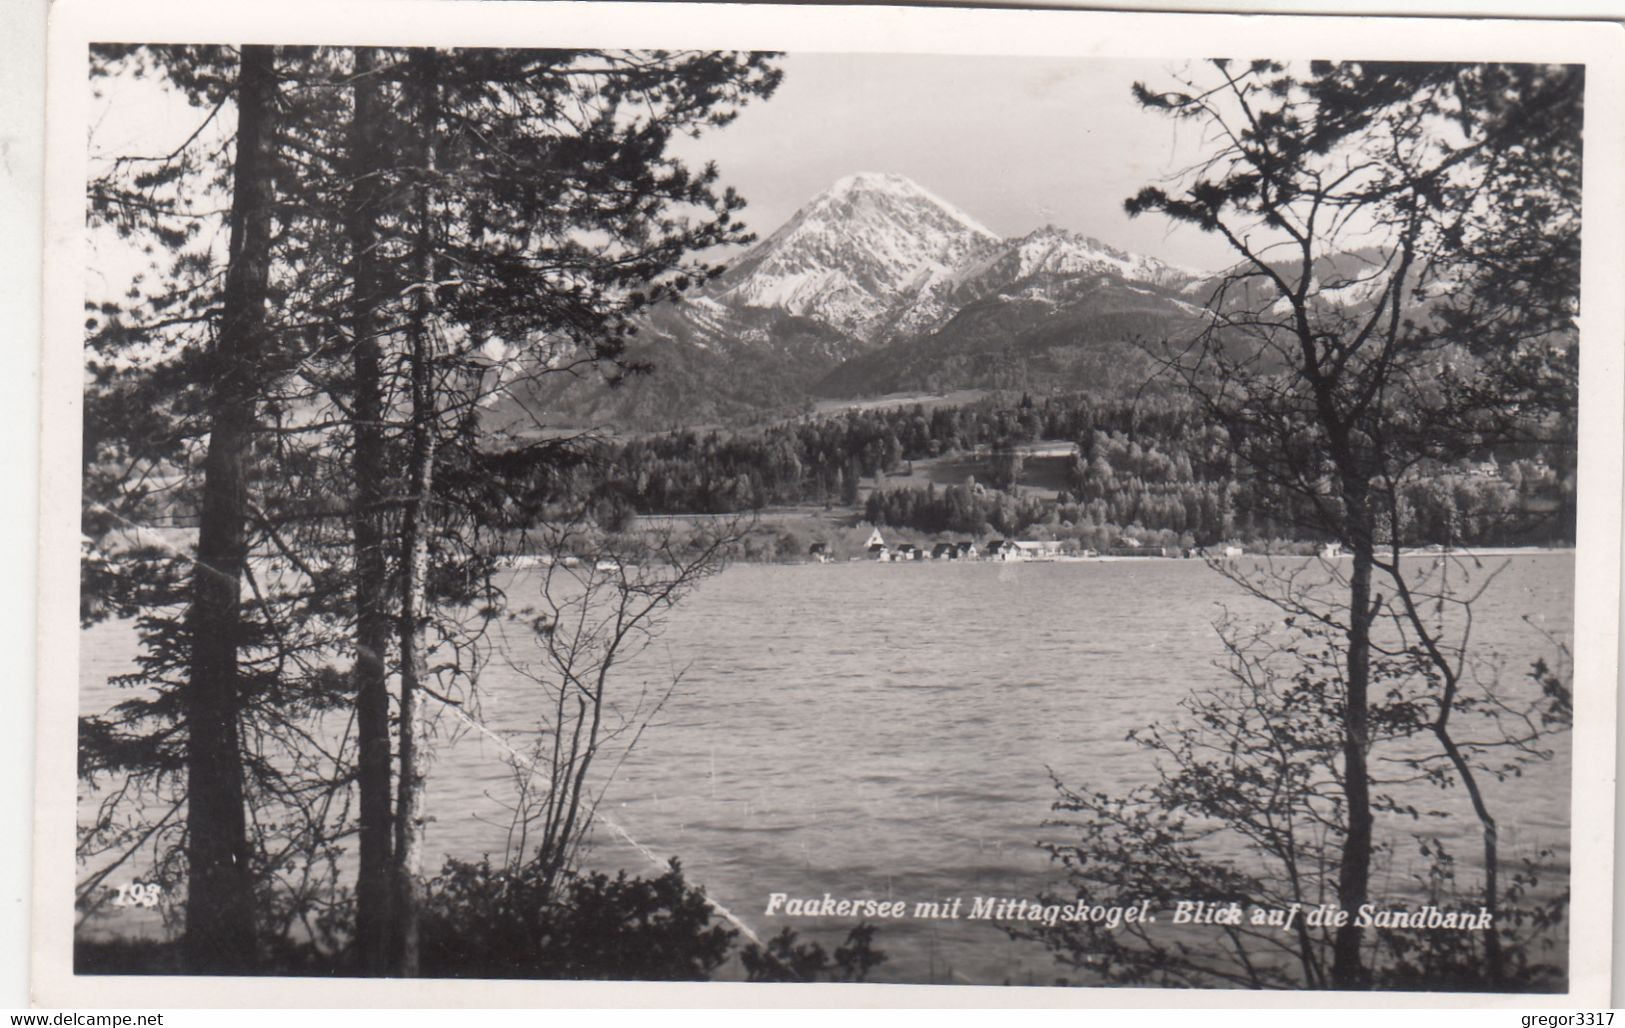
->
1013 540 1063 559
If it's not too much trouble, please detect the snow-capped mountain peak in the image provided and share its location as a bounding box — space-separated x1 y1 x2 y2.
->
822 171 998 238
707 176 1204 347
712 172 999 340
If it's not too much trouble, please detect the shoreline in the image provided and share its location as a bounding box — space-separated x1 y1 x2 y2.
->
789 545 1577 566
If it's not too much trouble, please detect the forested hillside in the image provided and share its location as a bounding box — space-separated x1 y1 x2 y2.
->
551 392 1575 550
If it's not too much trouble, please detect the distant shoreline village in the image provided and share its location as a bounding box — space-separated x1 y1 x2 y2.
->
817 526 1293 564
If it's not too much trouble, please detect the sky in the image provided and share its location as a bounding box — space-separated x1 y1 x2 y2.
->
669 52 1241 273
83 49 1245 298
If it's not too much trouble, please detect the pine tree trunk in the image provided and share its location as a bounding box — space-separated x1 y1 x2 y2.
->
346 45 396 975
391 47 439 977
1331 493 1376 989
182 43 276 974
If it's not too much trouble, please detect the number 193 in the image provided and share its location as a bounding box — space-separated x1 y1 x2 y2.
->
111 882 164 909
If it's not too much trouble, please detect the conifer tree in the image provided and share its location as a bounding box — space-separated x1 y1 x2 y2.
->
81 44 780 975
343 45 398 975
177 42 279 972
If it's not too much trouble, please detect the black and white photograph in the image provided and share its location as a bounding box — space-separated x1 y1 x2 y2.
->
33 0 1624 1006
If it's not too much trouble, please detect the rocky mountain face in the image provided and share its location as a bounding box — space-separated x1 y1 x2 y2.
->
504 173 1215 429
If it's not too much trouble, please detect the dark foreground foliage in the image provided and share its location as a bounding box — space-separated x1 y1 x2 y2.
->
77 858 886 982
740 923 887 983
418 858 732 980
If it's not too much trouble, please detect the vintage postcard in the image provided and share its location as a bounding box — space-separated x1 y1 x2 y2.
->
32 0 1624 1007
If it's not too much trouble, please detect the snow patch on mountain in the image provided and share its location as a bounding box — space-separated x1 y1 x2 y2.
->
874 225 1201 341
951 226 1199 291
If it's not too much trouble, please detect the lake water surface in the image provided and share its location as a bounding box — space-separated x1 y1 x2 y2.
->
79 553 1574 985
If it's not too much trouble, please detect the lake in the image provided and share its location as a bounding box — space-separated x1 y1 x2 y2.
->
78 553 1574 985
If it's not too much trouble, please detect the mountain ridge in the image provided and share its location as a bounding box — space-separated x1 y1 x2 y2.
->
500 172 1216 429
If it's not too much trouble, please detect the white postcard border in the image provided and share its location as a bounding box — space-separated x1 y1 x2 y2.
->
32 0 1625 1008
